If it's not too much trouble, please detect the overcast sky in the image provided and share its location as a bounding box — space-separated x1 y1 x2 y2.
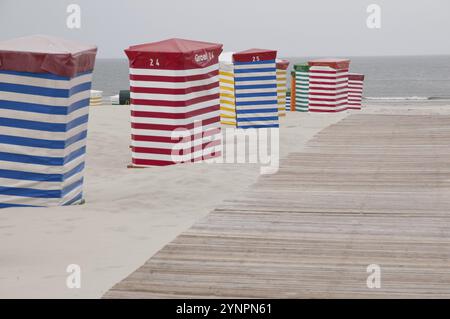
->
1 0 449 58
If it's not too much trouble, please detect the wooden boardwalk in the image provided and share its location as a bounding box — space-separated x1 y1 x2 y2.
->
105 113 450 298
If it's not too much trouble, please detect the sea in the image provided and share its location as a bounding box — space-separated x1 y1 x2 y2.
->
92 55 450 100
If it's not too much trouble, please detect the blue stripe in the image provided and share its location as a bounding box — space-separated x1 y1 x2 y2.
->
236 108 279 114
0 82 70 98
0 203 37 209
0 146 86 166
0 98 90 115
0 114 88 132
66 130 88 147
0 70 92 80
0 135 63 149
0 192 83 208
64 162 85 180
234 68 276 73
235 92 277 98
235 76 276 82
235 84 277 90
234 60 276 65
64 192 83 205
0 177 83 199
67 115 89 131
0 82 92 98
62 178 83 197
64 146 86 164
67 98 90 114
0 169 62 182
70 82 92 95
236 100 278 106
0 130 86 149
237 124 280 129
0 162 84 182
237 116 279 122
0 186 61 198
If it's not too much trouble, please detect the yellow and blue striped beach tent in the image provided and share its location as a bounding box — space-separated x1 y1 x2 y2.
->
219 52 236 126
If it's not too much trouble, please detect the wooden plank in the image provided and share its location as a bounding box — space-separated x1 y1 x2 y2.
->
104 113 450 298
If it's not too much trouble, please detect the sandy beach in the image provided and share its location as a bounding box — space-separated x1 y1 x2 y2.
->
1 100 449 298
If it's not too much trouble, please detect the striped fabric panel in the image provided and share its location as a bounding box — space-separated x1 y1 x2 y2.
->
0 70 92 207
347 79 364 110
130 63 221 166
276 69 287 117
219 62 236 126
308 66 349 113
295 71 309 112
234 60 279 129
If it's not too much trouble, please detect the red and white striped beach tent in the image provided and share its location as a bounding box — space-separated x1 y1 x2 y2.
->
308 59 350 113
125 38 223 167
347 73 365 110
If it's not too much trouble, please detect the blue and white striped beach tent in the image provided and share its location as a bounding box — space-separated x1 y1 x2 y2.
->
232 49 278 129
0 35 97 208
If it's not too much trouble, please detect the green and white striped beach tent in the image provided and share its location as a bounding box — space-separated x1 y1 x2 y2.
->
294 63 310 112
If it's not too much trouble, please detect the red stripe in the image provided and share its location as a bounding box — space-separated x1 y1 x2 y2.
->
348 74 365 81
131 116 220 131
309 74 348 80
309 101 347 108
131 93 219 107
309 107 348 113
131 104 219 119
130 70 218 82
308 86 348 92
309 96 347 102
308 93 346 97
132 150 222 166
309 69 348 74
309 91 348 97
309 80 348 86
132 127 220 143
132 139 221 155
233 50 277 63
126 45 222 70
131 81 218 95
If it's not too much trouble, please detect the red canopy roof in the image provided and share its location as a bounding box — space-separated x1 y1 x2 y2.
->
233 49 277 63
0 35 97 77
276 59 290 70
125 38 223 70
308 58 351 70
348 73 365 81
